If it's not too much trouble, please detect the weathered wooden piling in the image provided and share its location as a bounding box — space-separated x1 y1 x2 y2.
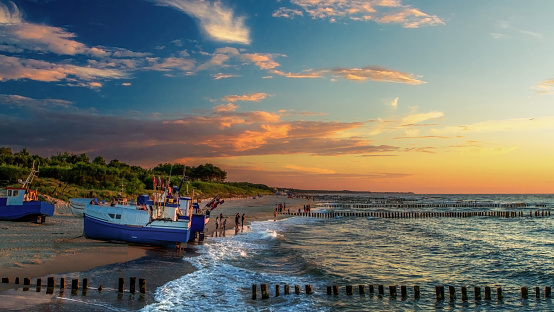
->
82 278 89 290
546 286 551 298
15 277 19 284
535 286 540 298
327 286 332 295
59 277 65 289
497 287 503 300
47 277 55 288
449 286 456 300
24 277 30 286
305 284 314 295
333 285 339 295
389 285 397 297
435 285 444 301
71 279 79 293
139 278 146 294
118 277 124 293
36 278 42 287
414 286 420 299
294 284 300 295
521 286 528 299
346 285 353 295
378 285 384 295
261 283 269 299
275 284 280 297
474 286 481 300
485 286 491 300
369 285 374 294
359 285 366 295
130 277 136 294
251 284 257 300
1 277 9 283
284 284 290 295
401 285 407 298
461 286 468 301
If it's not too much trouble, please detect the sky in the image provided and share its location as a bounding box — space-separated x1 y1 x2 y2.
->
1 0 553 194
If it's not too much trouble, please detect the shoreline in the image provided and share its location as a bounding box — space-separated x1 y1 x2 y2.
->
0 195 312 294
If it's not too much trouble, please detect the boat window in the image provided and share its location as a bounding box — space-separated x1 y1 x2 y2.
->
116 214 121 219
108 213 115 219
7 190 11 196
13 190 18 196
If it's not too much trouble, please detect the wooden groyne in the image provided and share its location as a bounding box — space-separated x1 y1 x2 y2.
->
252 283 553 301
315 202 549 209
1 276 147 297
281 210 551 218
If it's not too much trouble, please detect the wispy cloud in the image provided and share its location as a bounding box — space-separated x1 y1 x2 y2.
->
274 0 444 28
284 164 335 174
272 66 425 84
154 0 251 44
222 93 268 103
432 116 554 135
534 79 554 94
391 97 399 109
402 111 444 125
0 94 73 108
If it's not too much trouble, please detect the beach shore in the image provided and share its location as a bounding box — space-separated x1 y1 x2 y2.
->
0 194 312 294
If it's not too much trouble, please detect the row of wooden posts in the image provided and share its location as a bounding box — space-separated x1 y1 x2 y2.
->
281 210 551 219
315 203 546 209
1 276 146 294
252 284 553 301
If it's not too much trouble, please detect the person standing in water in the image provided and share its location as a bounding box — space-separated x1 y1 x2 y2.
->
241 213 245 230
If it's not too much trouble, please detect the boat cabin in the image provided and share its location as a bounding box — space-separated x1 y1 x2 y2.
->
4 187 33 205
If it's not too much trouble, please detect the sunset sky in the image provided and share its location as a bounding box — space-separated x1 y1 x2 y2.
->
1 0 553 193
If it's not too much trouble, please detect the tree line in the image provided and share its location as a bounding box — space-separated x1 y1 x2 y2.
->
0 147 243 194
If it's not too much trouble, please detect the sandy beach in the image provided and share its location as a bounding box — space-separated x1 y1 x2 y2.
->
0 194 312 297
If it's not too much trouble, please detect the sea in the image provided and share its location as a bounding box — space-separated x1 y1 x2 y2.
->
5 194 554 311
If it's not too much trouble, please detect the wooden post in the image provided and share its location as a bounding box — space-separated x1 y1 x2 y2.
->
389 285 397 297
545 286 551 298
369 285 374 294
359 285 366 295
521 287 528 299
401 285 407 298
414 286 420 299
333 285 339 295
261 283 269 299
118 277 125 293
449 286 456 300
327 286 332 295
294 284 300 295
435 286 444 301
535 286 540 298
306 284 314 295
251 284 257 300
15 277 19 284
71 279 79 292
23 277 30 286
284 284 290 295
60 277 65 289
485 286 491 300
1 278 9 283
474 286 481 300
47 277 55 288
378 285 384 295
36 278 42 287
346 285 353 295
83 278 89 290
275 284 280 297
497 287 503 300
139 278 146 294
130 277 136 294
461 286 468 301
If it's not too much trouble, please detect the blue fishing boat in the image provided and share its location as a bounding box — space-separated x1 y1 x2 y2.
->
83 189 193 248
0 165 54 223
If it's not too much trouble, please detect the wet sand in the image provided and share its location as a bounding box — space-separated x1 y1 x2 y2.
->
0 194 312 310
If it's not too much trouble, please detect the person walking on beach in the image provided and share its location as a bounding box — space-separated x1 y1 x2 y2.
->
215 216 219 231
222 217 227 231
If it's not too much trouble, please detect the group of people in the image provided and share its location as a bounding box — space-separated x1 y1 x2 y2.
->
214 213 245 236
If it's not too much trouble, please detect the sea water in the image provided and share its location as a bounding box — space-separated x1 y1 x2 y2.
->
140 194 554 312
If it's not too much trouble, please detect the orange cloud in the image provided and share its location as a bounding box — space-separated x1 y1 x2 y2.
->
272 66 425 84
222 93 268 102
242 53 281 69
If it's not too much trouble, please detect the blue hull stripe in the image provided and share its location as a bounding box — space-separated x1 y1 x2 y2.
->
0 202 55 221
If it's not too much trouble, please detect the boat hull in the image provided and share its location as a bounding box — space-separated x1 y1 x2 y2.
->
189 214 210 241
0 200 54 221
84 205 191 246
